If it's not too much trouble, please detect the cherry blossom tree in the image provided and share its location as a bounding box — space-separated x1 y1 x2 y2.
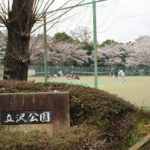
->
31 36 90 66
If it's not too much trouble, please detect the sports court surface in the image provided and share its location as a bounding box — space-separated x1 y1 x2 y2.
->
29 76 150 109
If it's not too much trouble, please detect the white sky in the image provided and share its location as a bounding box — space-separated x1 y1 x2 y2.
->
1 0 150 43
98 0 150 43
45 0 150 43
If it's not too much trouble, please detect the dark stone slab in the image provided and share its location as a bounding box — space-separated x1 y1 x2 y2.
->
0 92 70 136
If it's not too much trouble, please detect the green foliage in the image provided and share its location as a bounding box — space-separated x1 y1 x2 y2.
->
100 39 119 47
121 132 139 149
54 32 74 43
121 110 150 149
119 48 129 63
81 42 93 55
128 133 139 146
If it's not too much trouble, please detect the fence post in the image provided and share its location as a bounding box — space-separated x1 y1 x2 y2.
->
43 13 48 82
93 0 98 88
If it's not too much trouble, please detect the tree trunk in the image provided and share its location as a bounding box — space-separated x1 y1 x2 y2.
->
3 0 35 81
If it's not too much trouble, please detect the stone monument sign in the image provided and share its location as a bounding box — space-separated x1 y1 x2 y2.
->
0 92 70 136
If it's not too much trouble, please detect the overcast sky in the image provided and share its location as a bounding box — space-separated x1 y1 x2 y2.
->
0 0 150 44
46 0 150 43
98 0 150 43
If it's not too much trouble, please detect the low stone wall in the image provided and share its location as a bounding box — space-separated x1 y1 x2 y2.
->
0 92 70 136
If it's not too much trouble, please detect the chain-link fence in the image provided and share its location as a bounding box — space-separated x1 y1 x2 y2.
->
28 64 150 77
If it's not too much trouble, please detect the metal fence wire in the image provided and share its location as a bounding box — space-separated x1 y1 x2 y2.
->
28 65 150 77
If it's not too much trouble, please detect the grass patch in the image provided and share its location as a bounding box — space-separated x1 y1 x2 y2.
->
121 110 150 149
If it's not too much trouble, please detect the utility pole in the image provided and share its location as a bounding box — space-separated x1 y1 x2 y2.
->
92 0 98 88
43 13 48 82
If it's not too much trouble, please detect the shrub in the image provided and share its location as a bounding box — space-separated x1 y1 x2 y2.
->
54 32 74 43
0 80 137 150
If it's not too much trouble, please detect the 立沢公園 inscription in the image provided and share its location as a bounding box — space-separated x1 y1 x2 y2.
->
0 92 70 136
1 110 52 125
